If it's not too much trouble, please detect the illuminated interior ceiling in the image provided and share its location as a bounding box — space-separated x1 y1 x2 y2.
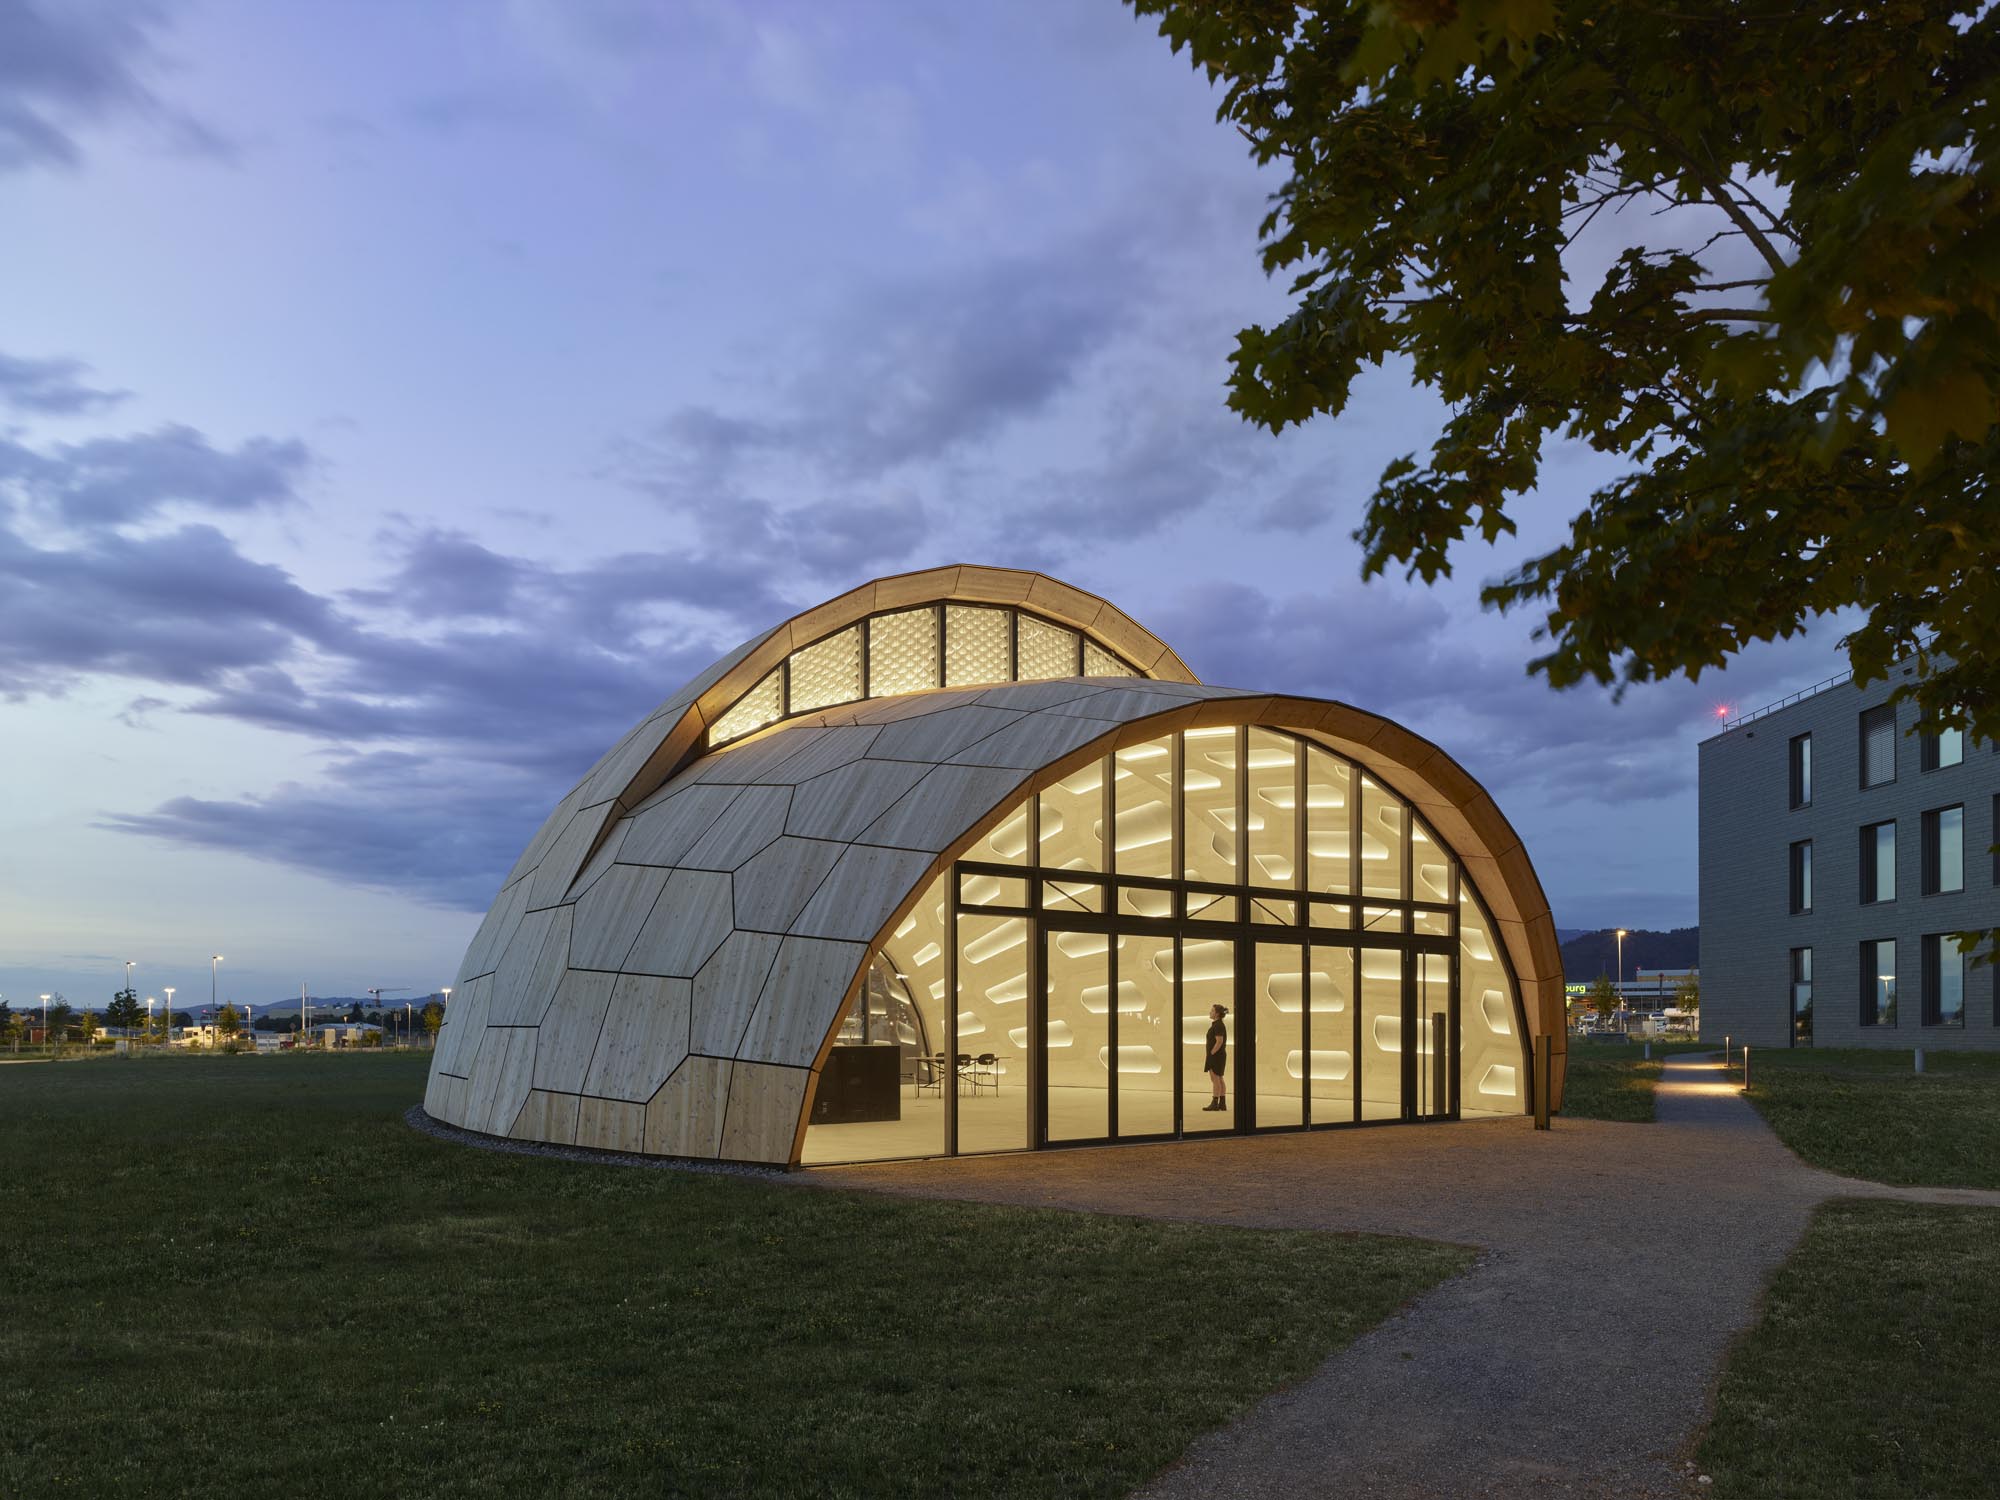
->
425 566 1563 1166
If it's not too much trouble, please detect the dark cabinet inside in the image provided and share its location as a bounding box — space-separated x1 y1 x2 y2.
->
810 1044 902 1124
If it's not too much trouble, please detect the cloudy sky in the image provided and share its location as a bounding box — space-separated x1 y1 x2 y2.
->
0 0 1844 1014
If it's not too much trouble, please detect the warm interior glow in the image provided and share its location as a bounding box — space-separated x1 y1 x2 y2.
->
801 724 1529 1164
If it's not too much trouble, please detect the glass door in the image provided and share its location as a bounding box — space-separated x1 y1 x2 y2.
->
1406 949 1453 1121
1180 936 1235 1132
1252 940 1304 1129
1043 926 1108 1143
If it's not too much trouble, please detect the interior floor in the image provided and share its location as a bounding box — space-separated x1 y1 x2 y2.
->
799 1082 1464 1164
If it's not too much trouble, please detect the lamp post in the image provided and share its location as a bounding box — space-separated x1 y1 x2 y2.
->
146 996 155 1043
211 956 223 1047
40 994 50 1055
1614 928 1628 1022
438 988 451 1049
163 986 175 1045
124 960 135 1002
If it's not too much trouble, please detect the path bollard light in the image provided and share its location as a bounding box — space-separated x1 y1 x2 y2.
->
1724 1034 1731 1064
1742 1045 1751 1092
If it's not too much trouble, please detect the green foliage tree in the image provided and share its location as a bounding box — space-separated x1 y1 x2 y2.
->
1589 975 1617 1022
46 1000 74 1041
1675 973 1701 1012
217 1004 242 1038
347 1002 364 1025
106 987 143 1031
421 1002 444 1043
80 1011 100 1044
1131 0 1997 736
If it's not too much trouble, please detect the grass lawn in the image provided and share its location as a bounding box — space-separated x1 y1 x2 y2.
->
1559 1038 1712 1123
1698 1200 2000 1498
0 1053 1469 1499
1740 1046 2000 1189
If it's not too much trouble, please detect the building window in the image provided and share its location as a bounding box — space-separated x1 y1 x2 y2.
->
1788 840 1813 914
1921 805 1964 895
1790 947 1813 1046
1860 704 1897 788
1860 939 1897 1027
1921 934 1965 1027
1788 733 1812 808
1919 718 1964 771
1859 820 1896 905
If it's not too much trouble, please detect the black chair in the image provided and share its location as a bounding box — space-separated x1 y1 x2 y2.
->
970 1053 1000 1097
955 1053 975 1096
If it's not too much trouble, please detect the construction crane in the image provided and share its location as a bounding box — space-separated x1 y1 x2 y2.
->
367 986 412 1044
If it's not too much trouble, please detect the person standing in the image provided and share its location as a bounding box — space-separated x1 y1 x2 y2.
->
1203 1004 1229 1112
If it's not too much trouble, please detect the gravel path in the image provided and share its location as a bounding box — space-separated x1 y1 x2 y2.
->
808 1052 2000 1498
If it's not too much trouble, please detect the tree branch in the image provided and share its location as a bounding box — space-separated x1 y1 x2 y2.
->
1609 87 1794 276
1679 308 1778 323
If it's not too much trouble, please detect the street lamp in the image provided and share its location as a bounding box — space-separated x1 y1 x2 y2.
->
163 986 176 1044
125 960 135 1002
40 994 50 1053
438 988 451 1049
211 956 223 1046
146 996 155 1041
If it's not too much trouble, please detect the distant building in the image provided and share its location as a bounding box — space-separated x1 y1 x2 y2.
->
1700 670 1998 1049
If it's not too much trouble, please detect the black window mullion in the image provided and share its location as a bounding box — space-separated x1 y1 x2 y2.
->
1297 743 1309 1126
1172 731 1186 917
1449 857 1461 1119
1350 753 1363 1123
1236 724 1249 892
1031 924 1047 1147
1107 904 1120 1141
945 874 959 1157
1173 922 1184 1138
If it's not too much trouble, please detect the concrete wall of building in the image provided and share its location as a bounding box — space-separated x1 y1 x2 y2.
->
1699 670 2000 1051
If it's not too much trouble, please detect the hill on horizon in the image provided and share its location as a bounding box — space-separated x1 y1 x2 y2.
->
1559 927 1698 980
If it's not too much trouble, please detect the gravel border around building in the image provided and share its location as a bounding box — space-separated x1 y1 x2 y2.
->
403 1104 787 1182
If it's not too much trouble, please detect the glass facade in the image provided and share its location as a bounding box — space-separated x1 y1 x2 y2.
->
709 604 1138 746
801 725 1529 1164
